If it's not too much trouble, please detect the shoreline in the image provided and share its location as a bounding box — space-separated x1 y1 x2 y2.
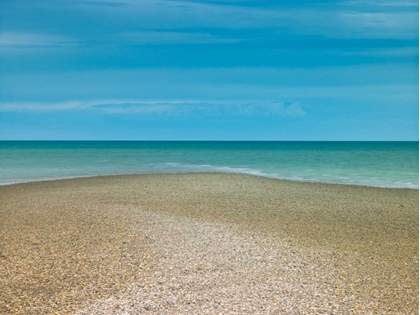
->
1 173 418 314
1 171 419 190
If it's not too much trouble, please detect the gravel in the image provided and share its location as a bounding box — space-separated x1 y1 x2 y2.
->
1 173 418 314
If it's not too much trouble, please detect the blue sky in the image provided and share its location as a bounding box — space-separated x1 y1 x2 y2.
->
0 0 418 140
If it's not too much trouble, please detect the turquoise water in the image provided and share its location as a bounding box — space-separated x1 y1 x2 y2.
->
0 141 418 188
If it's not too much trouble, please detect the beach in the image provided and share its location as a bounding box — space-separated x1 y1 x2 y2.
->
1 173 418 314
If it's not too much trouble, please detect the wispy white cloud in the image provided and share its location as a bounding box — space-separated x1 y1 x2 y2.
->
2 66 417 104
0 101 91 112
341 0 418 7
81 0 129 7
80 0 418 39
123 31 245 44
337 11 418 39
0 99 306 116
0 32 76 48
341 47 418 57
284 102 306 116
1 0 416 57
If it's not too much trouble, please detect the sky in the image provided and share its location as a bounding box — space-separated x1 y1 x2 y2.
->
0 0 418 140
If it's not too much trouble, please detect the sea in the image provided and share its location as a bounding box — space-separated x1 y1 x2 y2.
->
0 141 418 189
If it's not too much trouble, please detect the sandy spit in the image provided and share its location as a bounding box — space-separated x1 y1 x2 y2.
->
0 173 418 314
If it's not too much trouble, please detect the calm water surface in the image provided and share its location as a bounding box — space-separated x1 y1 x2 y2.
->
0 141 418 188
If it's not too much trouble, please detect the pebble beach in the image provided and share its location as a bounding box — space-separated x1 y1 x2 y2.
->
0 173 418 314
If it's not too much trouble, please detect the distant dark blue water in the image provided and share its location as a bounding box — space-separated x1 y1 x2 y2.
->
0 141 418 188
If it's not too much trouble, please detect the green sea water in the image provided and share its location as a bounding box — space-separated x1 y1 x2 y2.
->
0 141 418 188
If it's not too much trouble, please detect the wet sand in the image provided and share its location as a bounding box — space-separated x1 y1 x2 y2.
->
0 173 418 314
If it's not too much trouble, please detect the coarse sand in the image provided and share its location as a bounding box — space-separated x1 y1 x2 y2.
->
0 173 418 314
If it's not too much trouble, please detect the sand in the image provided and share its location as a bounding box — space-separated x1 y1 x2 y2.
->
0 173 418 314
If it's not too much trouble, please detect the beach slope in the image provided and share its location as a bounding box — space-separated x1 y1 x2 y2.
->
0 173 418 314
